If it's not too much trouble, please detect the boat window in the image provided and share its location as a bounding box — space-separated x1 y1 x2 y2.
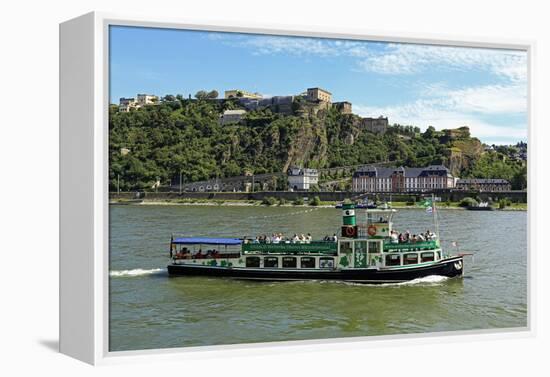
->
421 252 435 262
385 254 401 266
282 257 297 268
403 253 418 265
437 251 441 260
355 241 367 253
300 257 315 268
319 257 335 268
368 241 381 253
264 257 278 268
340 241 352 254
246 257 260 268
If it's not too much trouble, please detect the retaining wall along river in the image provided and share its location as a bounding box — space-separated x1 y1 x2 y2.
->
110 190 527 203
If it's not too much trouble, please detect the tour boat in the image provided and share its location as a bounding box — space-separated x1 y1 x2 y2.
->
167 201 466 283
466 201 495 211
335 198 377 209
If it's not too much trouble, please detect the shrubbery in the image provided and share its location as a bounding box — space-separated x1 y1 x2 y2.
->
498 198 512 209
262 196 277 206
459 197 479 207
310 196 321 206
293 197 304 205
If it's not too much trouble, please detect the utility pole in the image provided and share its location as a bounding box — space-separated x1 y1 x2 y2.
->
179 171 183 195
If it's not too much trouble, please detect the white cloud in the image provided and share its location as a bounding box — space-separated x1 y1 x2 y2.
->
210 33 527 85
353 79 527 144
358 43 527 83
207 33 371 58
422 83 527 114
355 100 527 144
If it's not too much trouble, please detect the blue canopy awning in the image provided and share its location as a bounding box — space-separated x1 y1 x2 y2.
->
172 237 243 246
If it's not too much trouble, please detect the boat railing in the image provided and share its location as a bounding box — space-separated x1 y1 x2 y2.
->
173 252 241 260
383 240 439 252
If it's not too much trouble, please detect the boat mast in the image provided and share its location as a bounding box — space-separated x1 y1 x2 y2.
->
432 193 440 239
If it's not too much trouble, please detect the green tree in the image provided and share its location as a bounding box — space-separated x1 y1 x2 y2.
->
207 90 219 99
195 90 209 100
511 166 527 190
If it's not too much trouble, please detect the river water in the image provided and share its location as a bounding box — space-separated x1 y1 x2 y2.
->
109 205 527 352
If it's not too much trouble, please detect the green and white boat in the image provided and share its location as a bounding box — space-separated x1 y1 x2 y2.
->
167 201 466 283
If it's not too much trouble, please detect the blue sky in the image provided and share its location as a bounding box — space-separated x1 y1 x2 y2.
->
110 26 527 145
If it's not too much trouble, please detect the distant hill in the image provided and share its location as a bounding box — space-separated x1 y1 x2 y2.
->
108 98 527 191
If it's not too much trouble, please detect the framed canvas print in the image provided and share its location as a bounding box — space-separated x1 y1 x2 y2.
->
60 12 533 365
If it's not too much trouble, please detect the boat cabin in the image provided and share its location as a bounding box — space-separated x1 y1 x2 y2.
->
339 206 442 269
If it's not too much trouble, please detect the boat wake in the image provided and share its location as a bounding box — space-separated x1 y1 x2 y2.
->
333 275 449 287
385 275 449 287
269 275 450 287
109 268 165 277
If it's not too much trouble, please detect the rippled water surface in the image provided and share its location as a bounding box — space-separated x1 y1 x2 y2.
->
109 205 527 351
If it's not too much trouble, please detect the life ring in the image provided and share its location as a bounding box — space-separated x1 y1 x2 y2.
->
367 225 377 236
345 226 356 237
454 261 463 270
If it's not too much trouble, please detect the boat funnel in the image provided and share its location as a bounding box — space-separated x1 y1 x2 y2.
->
342 203 356 226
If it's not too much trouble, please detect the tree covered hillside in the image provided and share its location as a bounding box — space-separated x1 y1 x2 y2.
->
109 97 527 191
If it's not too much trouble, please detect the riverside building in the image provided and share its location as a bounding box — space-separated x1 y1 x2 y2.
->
288 167 319 191
352 165 455 193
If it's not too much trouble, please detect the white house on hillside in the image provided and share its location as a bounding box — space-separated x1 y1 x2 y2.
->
288 167 319 191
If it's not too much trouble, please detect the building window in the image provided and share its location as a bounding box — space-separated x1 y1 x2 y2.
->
403 253 418 265
246 257 260 268
300 257 316 268
385 254 401 266
282 257 297 268
421 252 435 262
320 257 335 268
264 257 278 268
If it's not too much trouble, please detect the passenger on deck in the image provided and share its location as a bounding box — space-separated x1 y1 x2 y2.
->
332 233 338 242
390 231 398 243
292 234 300 243
398 233 405 243
195 249 203 259
417 233 425 242
306 233 312 243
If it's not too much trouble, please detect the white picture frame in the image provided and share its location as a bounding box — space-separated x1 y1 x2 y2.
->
59 11 535 365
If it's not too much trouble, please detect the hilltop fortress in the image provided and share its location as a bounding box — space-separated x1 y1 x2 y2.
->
222 87 388 135
119 87 389 135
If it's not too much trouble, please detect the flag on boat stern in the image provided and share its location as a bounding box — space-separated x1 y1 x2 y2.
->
418 198 432 208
